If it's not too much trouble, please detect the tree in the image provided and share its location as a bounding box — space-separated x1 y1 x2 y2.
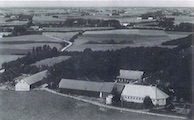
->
112 88 121 104
143 96 154 109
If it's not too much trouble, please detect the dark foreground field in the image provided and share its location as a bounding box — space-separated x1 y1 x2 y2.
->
0 90 184 120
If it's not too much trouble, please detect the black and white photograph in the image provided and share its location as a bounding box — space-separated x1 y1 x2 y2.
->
0 0 193 119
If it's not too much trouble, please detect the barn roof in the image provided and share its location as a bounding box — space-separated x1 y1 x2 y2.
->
23 70 47 85
121 84 169 99
59 79 115 93
117 69 144 80
114 83 125 94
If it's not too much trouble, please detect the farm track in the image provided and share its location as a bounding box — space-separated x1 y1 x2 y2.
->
42 88 188 120
42 34 73 52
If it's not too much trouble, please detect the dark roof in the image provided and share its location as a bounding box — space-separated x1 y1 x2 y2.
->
59 79 115 93
117 69 144 80
114 83 125 94
23 70 47 85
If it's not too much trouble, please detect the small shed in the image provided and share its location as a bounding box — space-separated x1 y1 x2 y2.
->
121 84 169 106
59 79 115 98
115 69 144 83
15 70 47 91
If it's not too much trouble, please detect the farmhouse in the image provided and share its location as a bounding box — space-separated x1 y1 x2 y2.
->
15 70 47 91
59 79 115 98
121 84 169 106
115 69 144 83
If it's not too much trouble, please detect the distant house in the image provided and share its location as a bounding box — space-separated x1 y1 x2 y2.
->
59 79 115 98
121 22 130 27
148 17 154 20
15 70 47 91
115 69 144 83
30 26 39 30
121 84 169 106
0 69 5 73
137 17 142 20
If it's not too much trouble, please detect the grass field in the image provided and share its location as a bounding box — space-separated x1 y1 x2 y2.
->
43 32 79 40
0 35 62 42
0 35 63 55
166 15 194 24
0 55 24 68
42 27 114 32
0 90 181 120
67 29 189 51
31 56 71 67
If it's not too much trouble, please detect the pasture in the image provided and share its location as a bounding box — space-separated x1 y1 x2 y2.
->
166 15 194 24
42 27 114 32
43 32 79 40
0 35 63 55
0 35 62 42
0 55 24 68
67 29 190 51
0 90 180 120
31 56 71 67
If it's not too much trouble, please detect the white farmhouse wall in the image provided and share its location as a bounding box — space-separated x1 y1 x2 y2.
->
15 80 30 91
122 95 167 106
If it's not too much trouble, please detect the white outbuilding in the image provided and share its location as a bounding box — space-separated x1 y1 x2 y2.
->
121 84 169 106
15 70 47 91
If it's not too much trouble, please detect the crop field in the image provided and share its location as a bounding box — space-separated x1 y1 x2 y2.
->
67 29 190 51
0 16 28 26
42 27 114 32
43 32 79 40
0 90 179 120
0 43 62 50
166 15 194 24
0 35 62 42
0 55 24 68
0 35 63 55
31 56 71 67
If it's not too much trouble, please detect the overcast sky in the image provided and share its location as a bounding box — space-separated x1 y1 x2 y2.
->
0 0 194 7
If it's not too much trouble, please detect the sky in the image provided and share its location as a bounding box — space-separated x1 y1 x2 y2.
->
0 0 194 7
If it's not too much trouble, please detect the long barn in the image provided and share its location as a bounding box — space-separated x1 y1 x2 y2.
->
59 79 115 98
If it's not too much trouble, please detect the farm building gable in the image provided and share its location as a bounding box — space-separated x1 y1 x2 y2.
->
121 84 169 106
15 80 30 91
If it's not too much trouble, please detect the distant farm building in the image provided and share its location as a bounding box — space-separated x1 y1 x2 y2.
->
137 17 142 20
15 70 47 91
115 69 144 83
59 79 115 98
121 84 169 106
121 22 130 26
148 17 154 20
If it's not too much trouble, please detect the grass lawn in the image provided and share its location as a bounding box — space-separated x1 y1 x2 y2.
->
0 90 181 120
